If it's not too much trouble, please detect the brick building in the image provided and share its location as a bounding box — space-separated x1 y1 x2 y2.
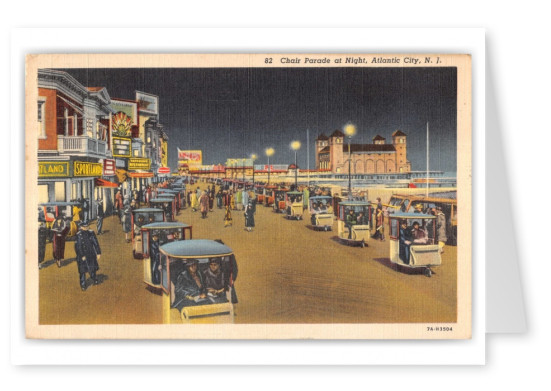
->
315 129 411 174
37 69 115 216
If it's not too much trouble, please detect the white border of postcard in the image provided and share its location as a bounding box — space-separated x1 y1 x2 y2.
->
11 27 485 365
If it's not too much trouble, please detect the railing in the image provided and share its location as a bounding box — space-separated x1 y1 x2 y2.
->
58 136 107 157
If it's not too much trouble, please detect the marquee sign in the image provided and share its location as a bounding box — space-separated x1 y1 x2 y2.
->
128 157 151 171
178 149 202 165
38 161 69 177
73 161 103 177
103 159 116 176
112 136 132 157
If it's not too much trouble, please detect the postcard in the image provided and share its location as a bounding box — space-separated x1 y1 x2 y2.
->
25 53 471 339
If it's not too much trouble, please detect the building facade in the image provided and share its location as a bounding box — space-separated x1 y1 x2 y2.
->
37 69 115 218
315 129 412 174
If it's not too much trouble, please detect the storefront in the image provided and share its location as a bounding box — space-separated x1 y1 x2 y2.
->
72 159 103 219
38 158 103 219
128 157 153 196
94 158 118 215
38 160 72 203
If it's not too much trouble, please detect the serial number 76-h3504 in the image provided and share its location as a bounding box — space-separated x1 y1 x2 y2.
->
427 326 453 332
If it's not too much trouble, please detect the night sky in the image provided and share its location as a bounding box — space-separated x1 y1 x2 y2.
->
58 67 457 173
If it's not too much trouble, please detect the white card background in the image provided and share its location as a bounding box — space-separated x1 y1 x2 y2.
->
9 27 486 365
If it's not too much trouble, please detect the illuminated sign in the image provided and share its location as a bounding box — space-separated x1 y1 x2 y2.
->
74 161 103 177
178 149 202 165
226 158 253 167
128 158 151 171
135 91 159 116
111 100 138 124
111 112 133 137
103 159 116 176
112 136 132 157
38 162 69 177
161 139 168 167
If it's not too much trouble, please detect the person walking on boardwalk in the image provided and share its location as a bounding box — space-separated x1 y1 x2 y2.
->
230 190 236 210
208 188 214 212
199 190 209 219
95 197 104 235
242 187 249 211
51 213 69 268
122 201 132 243
38 221 48 269
224 204 233 227
371 208 385 241
115 189 124 222
435 206 447 253
74 221 101 291
82 197 90 222
235 187 243 210
303 186 310 211
145 186 152 206
223 190 230 208
190 189 199 212
216 188 223 209
73 201 82 224
244 201 255 232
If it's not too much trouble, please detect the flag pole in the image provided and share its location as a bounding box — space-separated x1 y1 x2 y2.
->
307 128 310 187
426 121 429 198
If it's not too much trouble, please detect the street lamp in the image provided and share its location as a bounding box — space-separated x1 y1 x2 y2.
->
250 153 258 185
343 123 357 200
265 147 275 185
290 140 301 190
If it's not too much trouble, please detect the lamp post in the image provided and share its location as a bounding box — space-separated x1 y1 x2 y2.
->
343 123 357 200
265 147 275 185
250 153 257 186
290 140 301 190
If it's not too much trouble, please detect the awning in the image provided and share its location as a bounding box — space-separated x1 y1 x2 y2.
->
128 171 154 178
95 178 119 188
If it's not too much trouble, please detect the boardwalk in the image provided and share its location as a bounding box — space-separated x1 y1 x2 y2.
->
38 183 457 325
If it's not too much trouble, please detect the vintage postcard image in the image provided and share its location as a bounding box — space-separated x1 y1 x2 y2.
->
26 53 471 339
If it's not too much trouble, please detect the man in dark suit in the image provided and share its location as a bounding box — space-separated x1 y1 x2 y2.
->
75 221 101 291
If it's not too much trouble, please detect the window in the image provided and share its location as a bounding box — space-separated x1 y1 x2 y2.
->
134 149 140 157
64 108 69 136
54 182 66 202
86 118 94 138
390 219 399 239
37 98 46 138
74 114 78 135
